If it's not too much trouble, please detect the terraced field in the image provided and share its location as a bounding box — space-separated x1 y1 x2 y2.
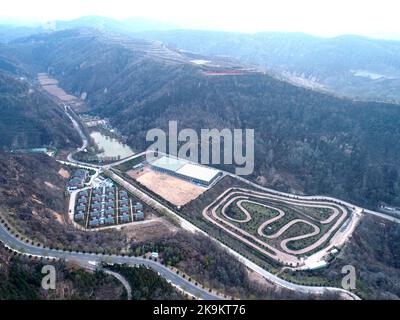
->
202 188 353 266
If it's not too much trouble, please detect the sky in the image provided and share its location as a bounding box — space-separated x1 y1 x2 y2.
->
1 0 400 39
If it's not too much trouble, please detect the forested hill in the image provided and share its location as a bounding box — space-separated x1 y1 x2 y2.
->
7 29 400 208
0 68 79 150
136 30 400 102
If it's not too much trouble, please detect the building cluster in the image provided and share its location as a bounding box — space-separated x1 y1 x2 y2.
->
119 189 130 223
133 202 144 221
74 185 144 228
74 189 88 221
67 169 89 191
89 187 113 227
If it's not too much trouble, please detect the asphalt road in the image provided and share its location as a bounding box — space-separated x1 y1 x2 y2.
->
64 105 102 168
0 222 223 300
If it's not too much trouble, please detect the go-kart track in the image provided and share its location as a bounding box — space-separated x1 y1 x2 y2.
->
202 188 353 266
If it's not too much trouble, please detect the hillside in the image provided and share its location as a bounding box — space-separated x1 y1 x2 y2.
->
4 18 400 102
0 244 125 300
137 30 400 102
284 215 400 299
0 152 322 299
6 29 400 209
107 265 185 300
0 68 79 150
0 153 132 252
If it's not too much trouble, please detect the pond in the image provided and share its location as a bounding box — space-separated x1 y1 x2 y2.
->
90 131 134 160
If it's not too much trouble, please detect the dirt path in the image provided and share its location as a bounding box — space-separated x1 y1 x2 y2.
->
221 196 252 222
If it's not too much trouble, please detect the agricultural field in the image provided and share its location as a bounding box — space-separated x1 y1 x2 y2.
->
38 73 77 102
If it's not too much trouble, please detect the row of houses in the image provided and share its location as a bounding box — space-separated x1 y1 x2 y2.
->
74 189 89 221
89 187 111 227
118 189 131 224
133 202 144 221
80 186 145 228
67 169 90 191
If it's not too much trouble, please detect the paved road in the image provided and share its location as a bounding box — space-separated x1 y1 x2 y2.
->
104 150 149 169
64 105 101 168
0 222 222 300
102 269 132 300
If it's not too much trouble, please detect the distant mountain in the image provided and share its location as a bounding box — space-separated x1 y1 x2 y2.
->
0 16 178 43
0 25 45 43
3 18 400 102
8 29 400 209
54 16 178 33
135 30 400 102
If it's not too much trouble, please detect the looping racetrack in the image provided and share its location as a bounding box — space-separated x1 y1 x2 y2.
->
202 188 351 265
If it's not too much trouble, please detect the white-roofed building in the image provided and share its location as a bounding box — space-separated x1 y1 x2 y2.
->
150 156 221 186
176 163 220 186
150 156 187 172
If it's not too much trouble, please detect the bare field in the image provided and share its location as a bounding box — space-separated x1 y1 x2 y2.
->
38 74 77 102
122 217 178 242
43 85 77 101
37 73 90 112
37 73 58 85
58 168 70 179
136 169 206 206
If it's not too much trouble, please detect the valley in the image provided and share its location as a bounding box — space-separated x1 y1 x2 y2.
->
27 83 393 299
1 20 400 301
9 28 400 211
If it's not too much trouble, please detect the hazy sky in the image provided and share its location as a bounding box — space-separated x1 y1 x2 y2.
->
1 0 400 38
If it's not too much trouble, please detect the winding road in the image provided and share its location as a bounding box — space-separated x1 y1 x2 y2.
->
54 110 361 299
17 93 396 300
102 269 132 300
0 221 223 300
204 188 350 263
